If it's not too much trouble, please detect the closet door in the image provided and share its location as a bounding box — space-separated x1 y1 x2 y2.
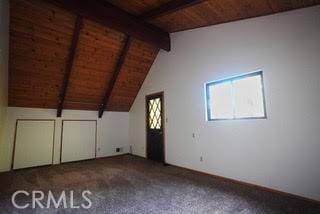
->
61 120 96 163
13 120 55 170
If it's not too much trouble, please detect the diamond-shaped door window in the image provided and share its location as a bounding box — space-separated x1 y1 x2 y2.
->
148 98 161 129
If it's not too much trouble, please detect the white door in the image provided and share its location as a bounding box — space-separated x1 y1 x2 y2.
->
13 120 55 170
61 120 96 163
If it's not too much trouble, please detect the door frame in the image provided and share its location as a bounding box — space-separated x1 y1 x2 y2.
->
145 91 165 163
60 120 98 163
11 119 56 170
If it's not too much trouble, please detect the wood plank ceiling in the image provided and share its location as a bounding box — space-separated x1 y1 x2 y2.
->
9 0 159 116
111 0 320 32
9 0 320 116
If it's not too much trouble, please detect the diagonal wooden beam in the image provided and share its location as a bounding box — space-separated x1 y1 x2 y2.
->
57 15 83 117
98 35 132 118
140 0 208 21
48 0 170 51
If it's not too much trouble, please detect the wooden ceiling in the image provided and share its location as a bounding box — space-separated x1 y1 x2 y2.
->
9 0 320 116
9 0 159 116
111 0 320 32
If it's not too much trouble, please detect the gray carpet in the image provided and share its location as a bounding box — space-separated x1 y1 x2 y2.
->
0 154 319 214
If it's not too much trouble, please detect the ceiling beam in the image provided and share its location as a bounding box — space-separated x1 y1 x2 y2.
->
49 0 170 51
57 16 83 117
98 35 132 118
140 0 207 21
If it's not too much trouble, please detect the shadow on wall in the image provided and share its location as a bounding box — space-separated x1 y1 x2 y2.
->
0 0 9 172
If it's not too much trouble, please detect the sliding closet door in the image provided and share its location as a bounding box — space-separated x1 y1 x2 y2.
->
60 120 97 163
13 120 55 170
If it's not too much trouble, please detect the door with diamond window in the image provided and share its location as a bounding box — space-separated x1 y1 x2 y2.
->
146 92 164 162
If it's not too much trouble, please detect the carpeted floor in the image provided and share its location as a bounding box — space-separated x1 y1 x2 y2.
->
0 154 319 214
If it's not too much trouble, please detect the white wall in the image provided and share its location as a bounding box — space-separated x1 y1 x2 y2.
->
129 6 320 201
0 0 9 144
0 107 130 172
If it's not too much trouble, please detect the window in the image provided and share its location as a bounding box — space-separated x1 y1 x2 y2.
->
148 98 162 129
206 71 266 120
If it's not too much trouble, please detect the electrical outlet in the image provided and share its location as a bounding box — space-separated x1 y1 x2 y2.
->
192 133 195 138
200 156 203 162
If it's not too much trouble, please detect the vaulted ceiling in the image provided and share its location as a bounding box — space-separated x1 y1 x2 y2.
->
9 0 320 117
